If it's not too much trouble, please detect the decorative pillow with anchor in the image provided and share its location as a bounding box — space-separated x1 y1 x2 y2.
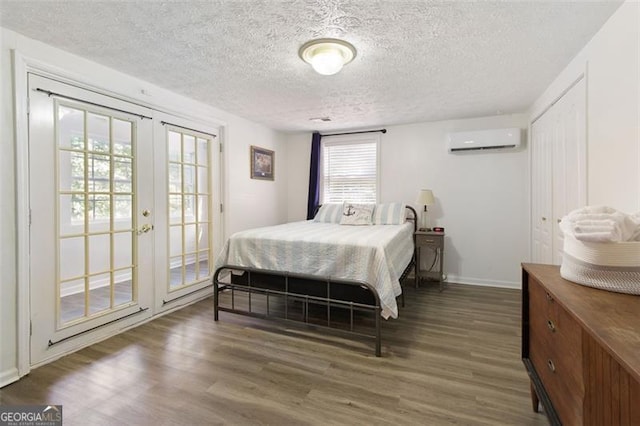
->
339 202 375 225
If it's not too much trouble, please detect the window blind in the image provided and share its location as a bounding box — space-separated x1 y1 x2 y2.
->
321 140 378 203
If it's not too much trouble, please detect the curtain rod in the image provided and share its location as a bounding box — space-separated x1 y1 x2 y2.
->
321 128 387 137
35 88 153 120
161 121 217 138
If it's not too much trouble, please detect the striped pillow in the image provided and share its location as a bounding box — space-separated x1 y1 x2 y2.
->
373 203 406 225
313 203 343 223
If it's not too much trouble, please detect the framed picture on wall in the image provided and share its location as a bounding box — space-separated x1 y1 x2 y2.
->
250 145 275 180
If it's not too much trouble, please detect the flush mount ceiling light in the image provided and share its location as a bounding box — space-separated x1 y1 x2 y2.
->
299 38 357 76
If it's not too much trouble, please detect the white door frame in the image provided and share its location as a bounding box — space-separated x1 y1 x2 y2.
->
13 50 225 378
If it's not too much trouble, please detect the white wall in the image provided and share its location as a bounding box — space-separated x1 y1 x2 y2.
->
529 0 639 213
0 27 288 386
286 114 530 288
225 119 288 235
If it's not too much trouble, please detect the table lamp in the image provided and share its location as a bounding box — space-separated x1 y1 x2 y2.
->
416 189 435 231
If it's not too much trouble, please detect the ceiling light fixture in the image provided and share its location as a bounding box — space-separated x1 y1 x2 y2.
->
299 38 357 76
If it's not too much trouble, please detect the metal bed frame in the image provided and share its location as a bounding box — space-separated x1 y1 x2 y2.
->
213 206 417 357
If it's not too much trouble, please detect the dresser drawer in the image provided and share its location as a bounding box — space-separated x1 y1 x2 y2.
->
529 278 583 369
530 329 584 425
415 234 443 247
528 277 585 424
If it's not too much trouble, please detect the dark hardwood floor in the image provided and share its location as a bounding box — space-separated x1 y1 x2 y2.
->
1 282 549 425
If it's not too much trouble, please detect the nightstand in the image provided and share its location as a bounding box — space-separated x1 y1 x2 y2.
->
414 230 445 290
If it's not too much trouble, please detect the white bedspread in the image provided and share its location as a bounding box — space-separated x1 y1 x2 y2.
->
214 221 414 319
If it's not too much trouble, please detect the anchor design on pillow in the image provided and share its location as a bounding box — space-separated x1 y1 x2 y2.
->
344 204 356 216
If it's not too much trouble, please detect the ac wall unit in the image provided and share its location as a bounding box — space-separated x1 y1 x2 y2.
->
447 128 521 153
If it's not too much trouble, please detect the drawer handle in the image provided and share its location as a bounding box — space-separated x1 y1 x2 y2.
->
547 359 556 373
424 239 434 243
545 292 554 302
547 320 556 333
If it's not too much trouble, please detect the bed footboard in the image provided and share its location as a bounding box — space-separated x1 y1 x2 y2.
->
213 266 383 356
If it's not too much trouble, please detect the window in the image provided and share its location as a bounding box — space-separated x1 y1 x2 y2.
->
321 135 379 203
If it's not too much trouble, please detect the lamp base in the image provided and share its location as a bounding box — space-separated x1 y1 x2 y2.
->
420 209 431 231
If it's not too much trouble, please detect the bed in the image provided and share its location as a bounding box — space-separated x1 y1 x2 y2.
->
213 204 417 356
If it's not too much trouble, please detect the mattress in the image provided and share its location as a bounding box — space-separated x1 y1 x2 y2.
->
560 234 640 295
215 220 415 319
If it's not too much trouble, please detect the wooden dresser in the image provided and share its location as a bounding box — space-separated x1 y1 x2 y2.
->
521 263 640 425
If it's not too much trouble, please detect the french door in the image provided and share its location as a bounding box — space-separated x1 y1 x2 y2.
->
152 118 220 308
28 74 155 364
28 74 221 365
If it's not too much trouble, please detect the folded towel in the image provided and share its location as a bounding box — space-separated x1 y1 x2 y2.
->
560 206 640 243
631 212 640 241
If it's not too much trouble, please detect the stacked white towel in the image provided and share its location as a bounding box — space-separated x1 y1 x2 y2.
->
559 206 640 243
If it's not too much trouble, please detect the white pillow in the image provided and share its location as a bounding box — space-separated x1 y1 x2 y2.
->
372 203 406 225
313 203 343 223
340 202 375 226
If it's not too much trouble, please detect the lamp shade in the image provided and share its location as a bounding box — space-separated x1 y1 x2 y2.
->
416 189 435 206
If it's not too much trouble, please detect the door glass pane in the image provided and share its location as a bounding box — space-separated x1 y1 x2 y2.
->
168 131 181 162
198 196 208 223
197 138 208 166
87 113 110 153
113 119 132 156
197 224 209 251
60 278 85 324
169 256 183 289
58 106 84 150
169 164 181 192
114 195 132 230
114 268 133 307
169 195 182 224
113 232 132 269
88 195 110 232
114 158 132 193
89 234 110 273
59 150 86 192
183 165 196 193
60 237 84 281
184 195 195 221
185 224 197 253
59 194 84 235
169 226 182 257
89 272 111 314
198 167 208 194
56 104 137 326
198 252 210 279
184 135 196 164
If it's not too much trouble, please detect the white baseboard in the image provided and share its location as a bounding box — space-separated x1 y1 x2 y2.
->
445 274 521 289
0 367 20 388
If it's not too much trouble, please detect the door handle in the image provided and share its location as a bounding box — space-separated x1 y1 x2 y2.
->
137 224 154 235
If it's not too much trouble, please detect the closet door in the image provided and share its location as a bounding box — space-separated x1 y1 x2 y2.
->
551 78 587 264
530 77 586 265
531 111 553 264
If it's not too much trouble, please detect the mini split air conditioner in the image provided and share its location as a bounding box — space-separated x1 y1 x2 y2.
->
447 128 521 153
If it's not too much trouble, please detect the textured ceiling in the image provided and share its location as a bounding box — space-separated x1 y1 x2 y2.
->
0 1 623 132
